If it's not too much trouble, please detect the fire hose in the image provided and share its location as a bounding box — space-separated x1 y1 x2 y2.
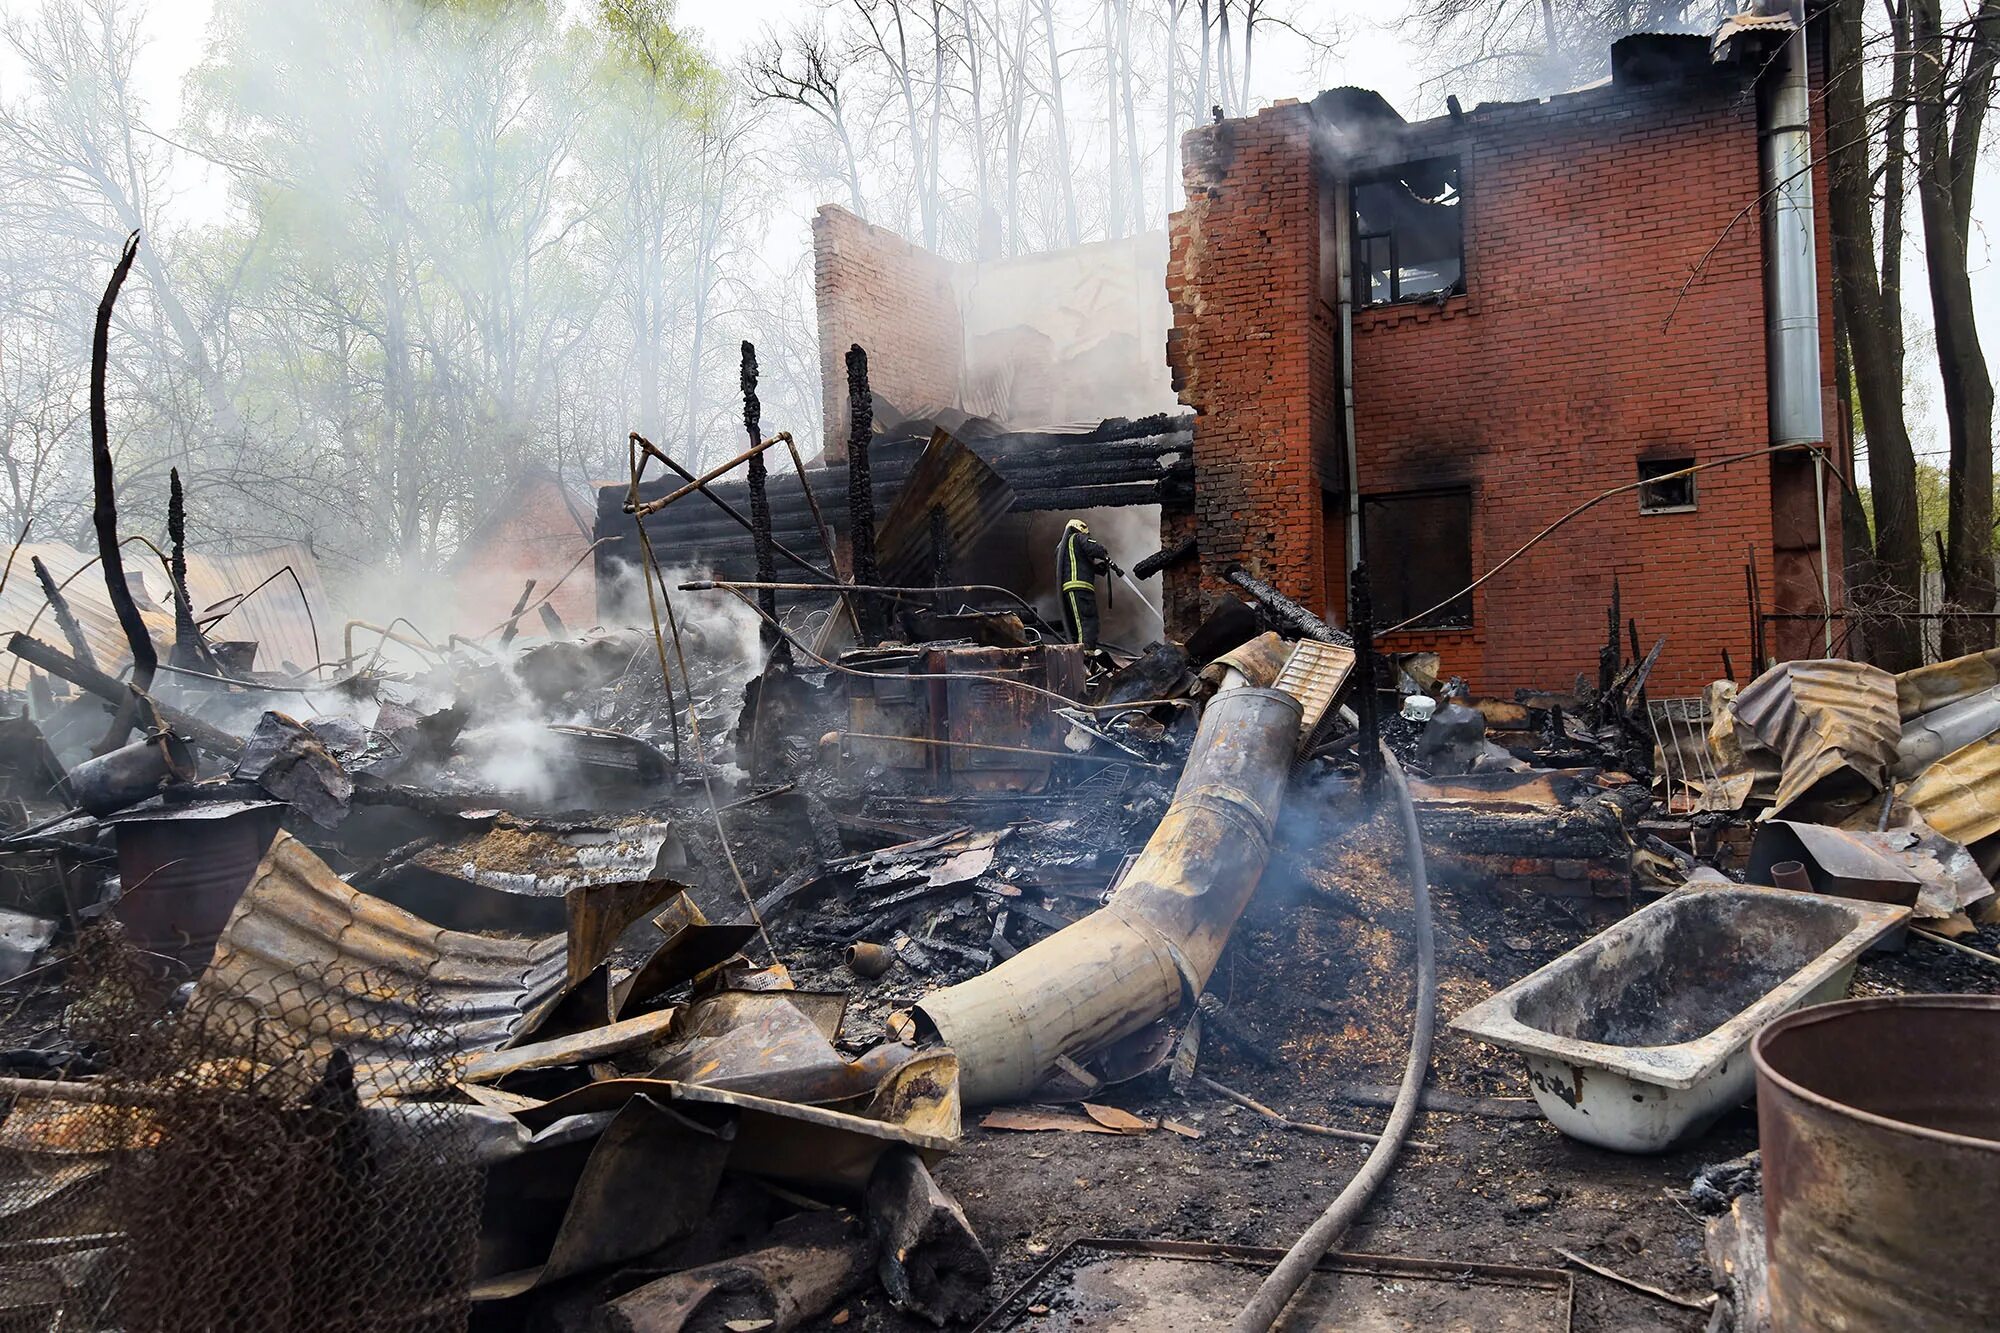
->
1229 741 1436 1333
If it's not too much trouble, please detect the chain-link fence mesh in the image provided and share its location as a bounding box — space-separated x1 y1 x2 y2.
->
0 926 483 1332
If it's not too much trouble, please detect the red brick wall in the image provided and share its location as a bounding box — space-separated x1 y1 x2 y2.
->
453 479 596 638
1168 69 1842 697
1164 101 1336 627
813 206 962 459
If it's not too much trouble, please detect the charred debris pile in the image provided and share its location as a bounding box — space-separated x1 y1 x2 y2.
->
0 277 1995 1330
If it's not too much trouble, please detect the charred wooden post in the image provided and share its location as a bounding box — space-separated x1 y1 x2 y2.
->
167 469 218 674
497 580 537 648
1597 578 1621 703
742 342 787 665
89 233 158 754
1351 562 1381 797
846 344 887 641
31 557 94 672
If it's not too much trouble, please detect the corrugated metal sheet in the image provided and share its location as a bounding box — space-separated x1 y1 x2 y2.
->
1732 660 1901 816
0 542 170 674
184 545 332 676
0 542 331 680
194 831 566 1096
1895 647 2000 721
874 428 1016 588
1903 733 2000 849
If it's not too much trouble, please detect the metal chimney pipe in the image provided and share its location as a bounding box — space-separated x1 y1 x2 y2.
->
1759 0 1823 446
913 685 1301 1105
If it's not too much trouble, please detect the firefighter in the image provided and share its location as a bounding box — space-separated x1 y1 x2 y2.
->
1055 518 1113 650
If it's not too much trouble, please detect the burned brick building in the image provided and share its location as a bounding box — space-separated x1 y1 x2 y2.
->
1163 18 1843 695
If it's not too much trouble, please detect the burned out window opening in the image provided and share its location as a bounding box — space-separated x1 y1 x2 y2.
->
1352 157 1464 308
1360 487 1473 629
1638 458 1698 514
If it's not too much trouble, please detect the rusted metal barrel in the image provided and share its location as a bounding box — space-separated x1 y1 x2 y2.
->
1754 995 2000 1331
114 801 282 975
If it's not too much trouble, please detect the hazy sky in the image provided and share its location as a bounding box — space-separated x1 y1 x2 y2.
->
6 0 1994 477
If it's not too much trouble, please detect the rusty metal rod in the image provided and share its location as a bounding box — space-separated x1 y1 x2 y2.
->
832 730 1171 771
627 432 796 518
681 577 1040 618
631 433 837 584
1912 928 2000 968
779 431 853 628
1196 1076 1435 1150
7 634 243 758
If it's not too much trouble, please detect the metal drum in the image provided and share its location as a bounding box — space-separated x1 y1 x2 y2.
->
1754 995 2000 1331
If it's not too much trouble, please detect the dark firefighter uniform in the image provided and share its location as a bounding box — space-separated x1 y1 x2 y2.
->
1056 519 1110 649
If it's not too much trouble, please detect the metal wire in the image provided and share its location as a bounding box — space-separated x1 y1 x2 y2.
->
0 928 482 1331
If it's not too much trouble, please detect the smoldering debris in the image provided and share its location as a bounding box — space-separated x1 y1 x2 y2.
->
2 377 1999 1333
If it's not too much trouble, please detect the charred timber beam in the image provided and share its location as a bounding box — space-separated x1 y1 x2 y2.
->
31 557 94 671
1014 481 1179 512
663 470 834 584
1133 536 1198 581
8 634 243 759
914 686 1302 1104
1224 567 1353 647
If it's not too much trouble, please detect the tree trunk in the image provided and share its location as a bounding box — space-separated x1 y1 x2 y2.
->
1164 0 1181 209
1117 0 1143 231
1105 0 1124 238
1827 0 1922 668
1914 0 2000 657
964 2 992 254
1197 0 1211 117
1043 0 1081 246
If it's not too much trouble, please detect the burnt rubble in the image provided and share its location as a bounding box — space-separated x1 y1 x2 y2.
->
0 345 1996 1331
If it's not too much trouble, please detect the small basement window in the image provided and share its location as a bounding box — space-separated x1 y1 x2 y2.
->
1361 488 1473 629
1353 157 1464 307
1638 458 1697 514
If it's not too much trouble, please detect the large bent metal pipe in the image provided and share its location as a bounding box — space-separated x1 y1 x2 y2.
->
914 686 1302 1105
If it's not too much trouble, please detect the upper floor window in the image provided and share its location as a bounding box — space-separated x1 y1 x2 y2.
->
1353 158 1464 308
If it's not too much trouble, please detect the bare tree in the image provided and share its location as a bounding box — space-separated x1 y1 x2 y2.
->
1829 0 1923 668
1913 0 2000 654
746 21 870 219
1040 0 1083 245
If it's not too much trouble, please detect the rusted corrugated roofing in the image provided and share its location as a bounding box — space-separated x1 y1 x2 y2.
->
1903 733 2000 849
1896 647 2000 721
1732 660 1901 816
0 542 171 676
194 831 566 1096
184 545 333 676
874 429 1016 588
0 541 332 681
